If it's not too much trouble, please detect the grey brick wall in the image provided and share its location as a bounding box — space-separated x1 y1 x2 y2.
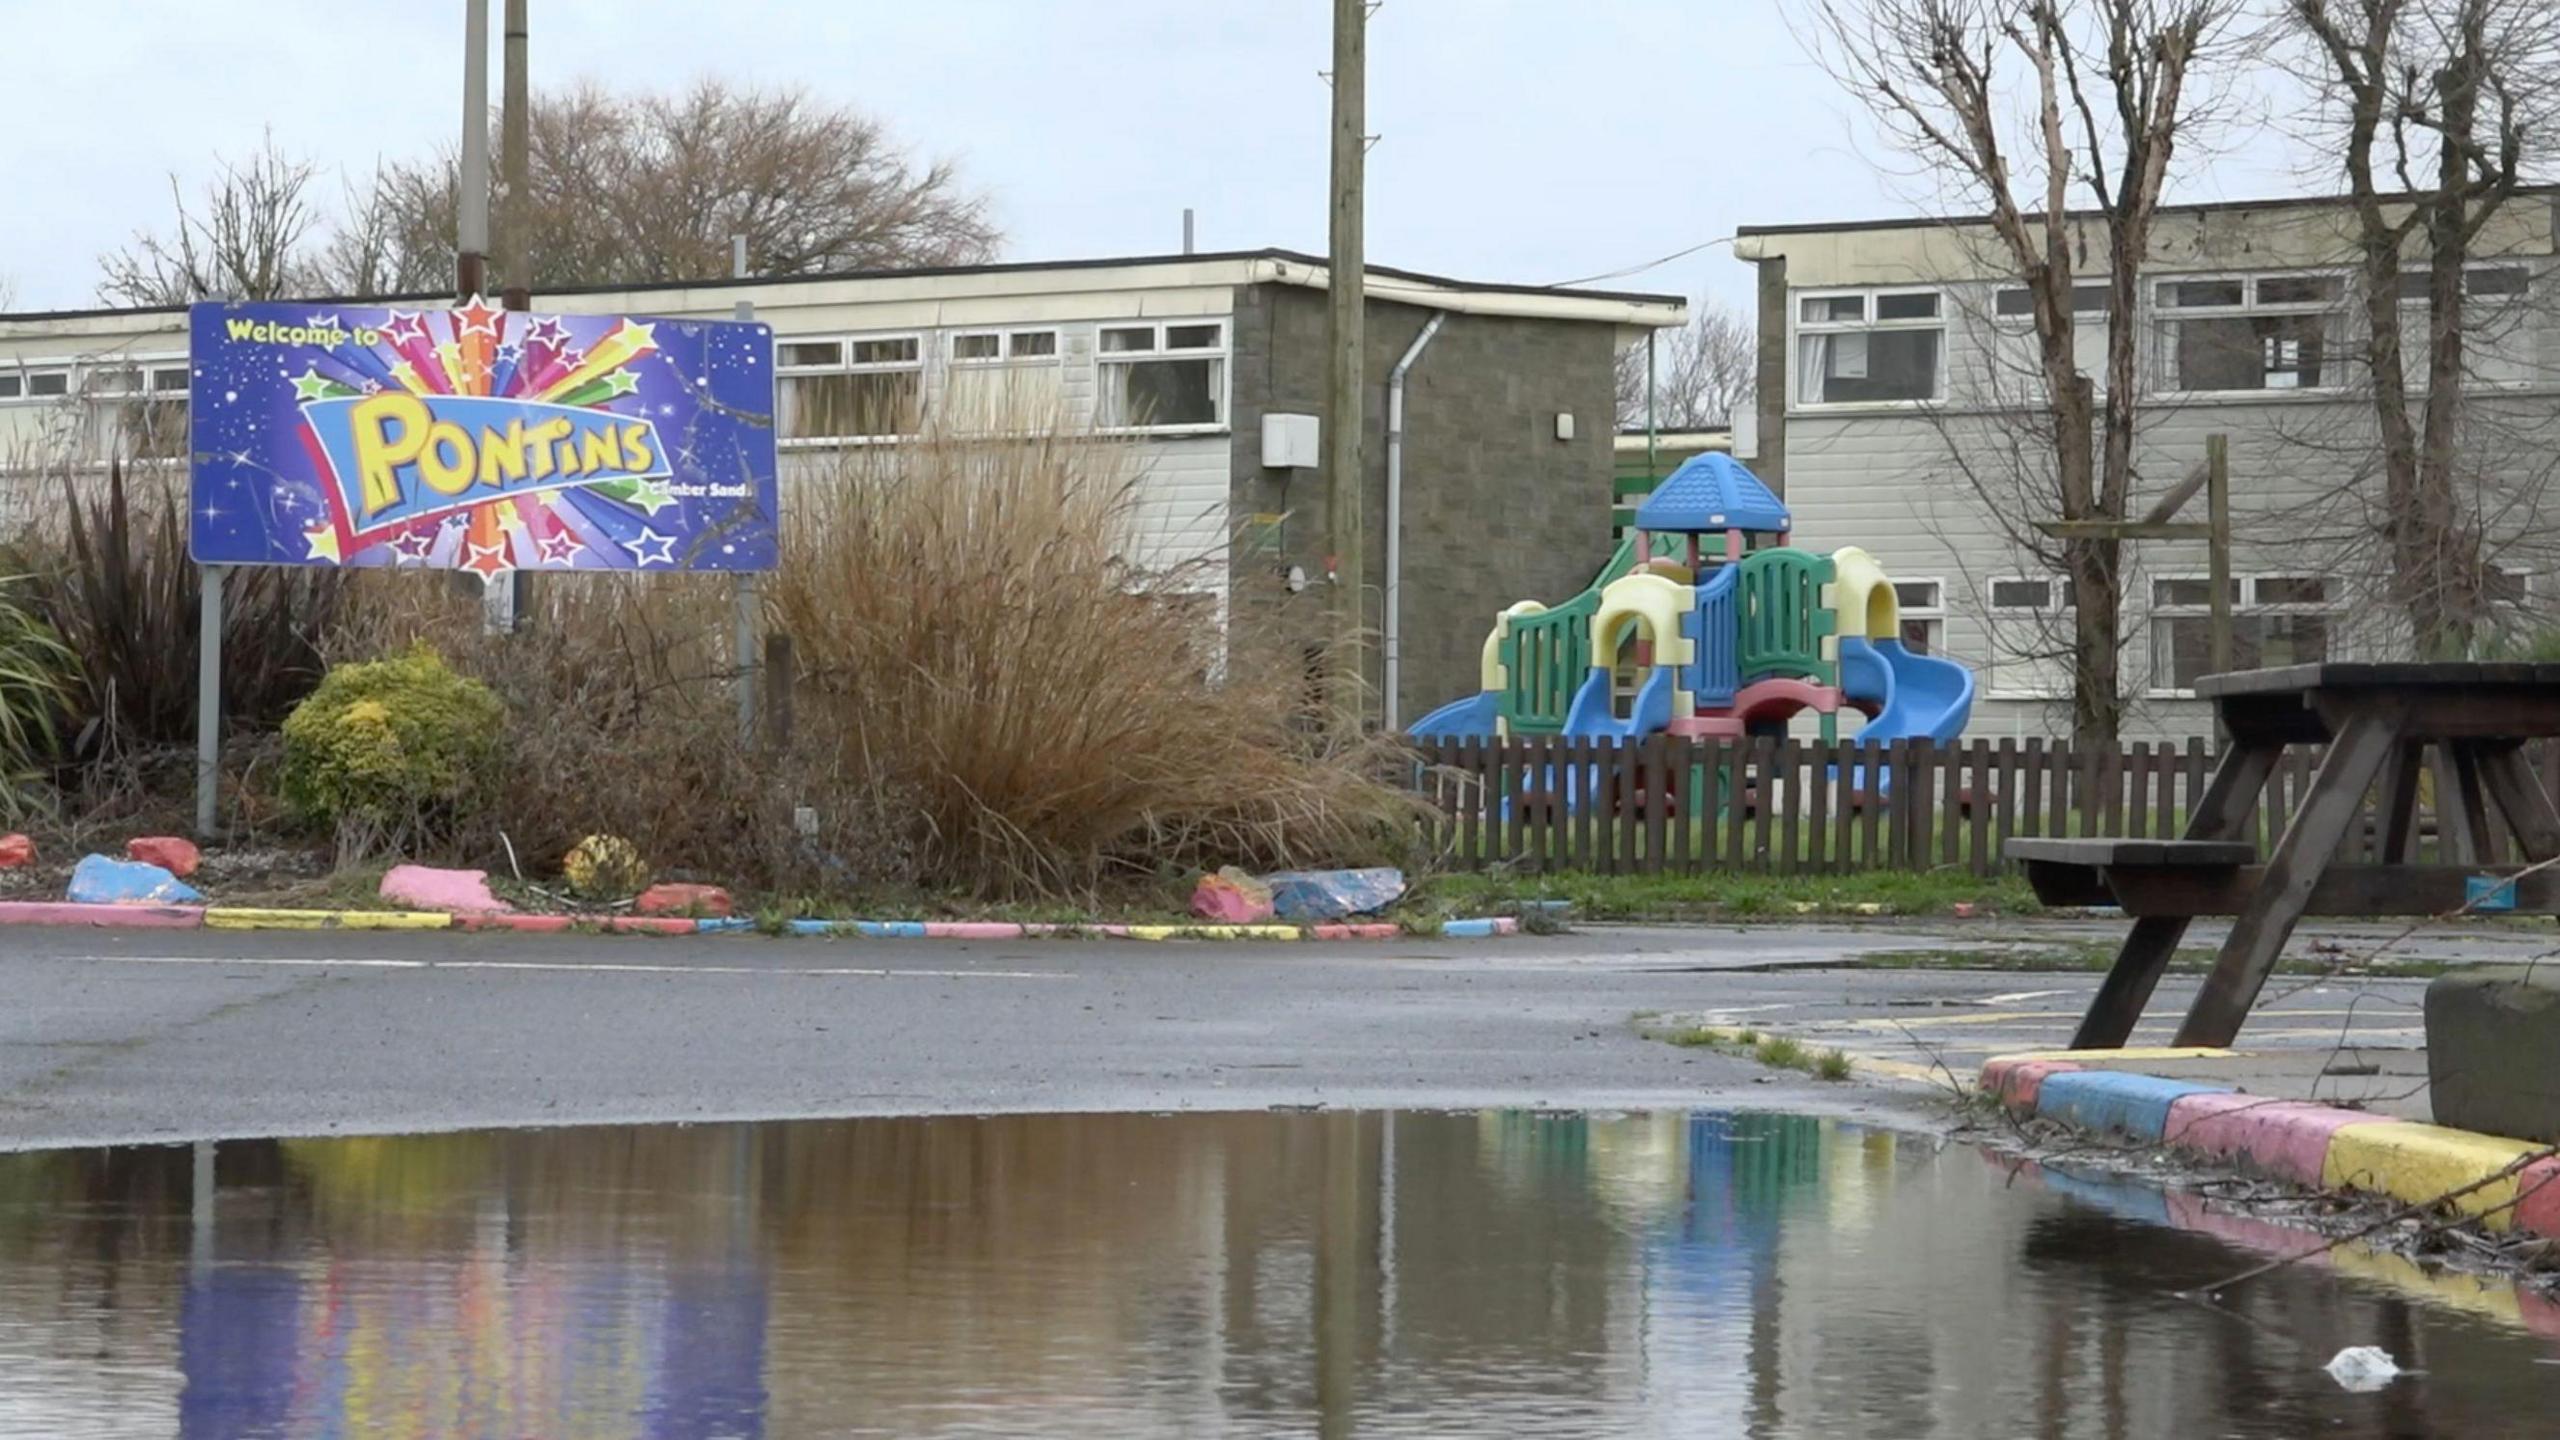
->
1229 284 1618 724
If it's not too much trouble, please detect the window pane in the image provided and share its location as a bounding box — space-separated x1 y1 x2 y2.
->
2152 577 2237 607
1996 283 2107 318
28 371 69 397
1805 328 1937 403
1991 578 2052 609
2173 314 2331 391
0 374 20 399
952 333 1001 360
2394 271 2433 302
2256 275 2341 305
1994 288 2034 317
1102 357 1220 427
945 363 1064 430
1900 618 1941 655
1164 323 1221 350
1009 330 1058 357
2488 569 2531 603
778 341 842 368
151 366 190 392
1875 292 1939 320
850 337 918 365
781 370 918 438
1892 580 1942 609
2255 576 2327 605
2470 266 2531 297
2159 279 2244 308
89 367 139 395
1100 326 1155 353
1800 296 1864 323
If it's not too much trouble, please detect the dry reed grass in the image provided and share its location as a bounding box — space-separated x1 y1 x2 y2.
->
772 419 1424 897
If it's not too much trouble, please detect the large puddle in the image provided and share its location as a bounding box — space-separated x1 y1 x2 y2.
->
4 1111 2559 1437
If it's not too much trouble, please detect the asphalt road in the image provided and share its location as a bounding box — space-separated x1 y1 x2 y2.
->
0 918 2507 1149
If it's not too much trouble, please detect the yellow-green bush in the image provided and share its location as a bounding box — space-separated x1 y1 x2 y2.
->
279 645 504 856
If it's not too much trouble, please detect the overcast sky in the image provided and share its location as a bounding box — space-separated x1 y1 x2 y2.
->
5 1 2319 317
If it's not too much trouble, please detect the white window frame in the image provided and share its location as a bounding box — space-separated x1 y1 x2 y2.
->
1094 319 1229 435
1890 577 1947 655
2395 265 2540 389
1791 287 1946 410
2145 572 2337 698
0 358 77 403
941 328 1066 432
774 331 924 445
2151 272 2349 397
1984 574 2074 700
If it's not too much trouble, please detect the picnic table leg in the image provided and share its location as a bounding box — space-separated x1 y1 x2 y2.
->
2445 744 2498 861
2175 711 2401 1048
2068 740 2280 1050
2473 742 2560 862
2375 741 2425 864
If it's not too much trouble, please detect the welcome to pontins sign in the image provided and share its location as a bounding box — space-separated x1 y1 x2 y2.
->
188 298 777 575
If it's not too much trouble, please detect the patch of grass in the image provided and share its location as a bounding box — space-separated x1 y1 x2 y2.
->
1814 1048 1854 1082
1753 1034 1806 1068
1732 1027 1761 1046
1421 868 2037 923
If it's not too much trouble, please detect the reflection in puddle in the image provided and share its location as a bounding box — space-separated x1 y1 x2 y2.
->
1 1111 2556 1437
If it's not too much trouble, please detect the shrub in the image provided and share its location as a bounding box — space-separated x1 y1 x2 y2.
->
770 416 1427 897
0 574 73 818
563 833 650 899
278 645 504 858
9 461 351 772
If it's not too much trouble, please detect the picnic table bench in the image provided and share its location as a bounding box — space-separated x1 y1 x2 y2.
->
2004 663 2560 1050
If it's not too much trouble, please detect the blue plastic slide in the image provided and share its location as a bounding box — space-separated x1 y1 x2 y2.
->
1836 635 1977 793
1409 689 1500 739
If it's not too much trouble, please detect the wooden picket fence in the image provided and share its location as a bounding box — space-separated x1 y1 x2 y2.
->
1408 734 2560 876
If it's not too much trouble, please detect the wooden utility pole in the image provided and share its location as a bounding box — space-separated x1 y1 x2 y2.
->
456 0 490 300
1325 0 1367 732
498 0 529 312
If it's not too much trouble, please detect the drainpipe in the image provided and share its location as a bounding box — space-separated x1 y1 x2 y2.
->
1383 312 1446 733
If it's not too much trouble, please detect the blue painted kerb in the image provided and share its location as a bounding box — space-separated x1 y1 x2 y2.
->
2033 1071 2232 1143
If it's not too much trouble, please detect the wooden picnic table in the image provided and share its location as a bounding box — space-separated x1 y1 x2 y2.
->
2004 663 2560 1050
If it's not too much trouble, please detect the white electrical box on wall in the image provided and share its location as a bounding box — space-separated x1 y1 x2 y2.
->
1554 412 1576 442
1261 412 1320 469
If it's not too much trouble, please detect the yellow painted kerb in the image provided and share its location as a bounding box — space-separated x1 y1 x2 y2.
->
203 908 455 931
2321 1121 2549 1231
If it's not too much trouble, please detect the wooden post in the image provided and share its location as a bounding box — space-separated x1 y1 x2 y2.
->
1324 0 1367 732
2206 435 2233 681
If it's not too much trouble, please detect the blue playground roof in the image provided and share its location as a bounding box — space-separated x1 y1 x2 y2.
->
1634 453 1791 534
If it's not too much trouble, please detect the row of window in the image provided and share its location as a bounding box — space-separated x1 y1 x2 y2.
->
775 321 1226 442
1794 266 2544 406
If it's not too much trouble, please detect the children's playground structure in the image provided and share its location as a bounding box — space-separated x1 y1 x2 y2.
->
1411 454 1976 779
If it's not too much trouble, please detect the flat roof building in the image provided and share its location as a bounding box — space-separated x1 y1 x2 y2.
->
0 250 1685 726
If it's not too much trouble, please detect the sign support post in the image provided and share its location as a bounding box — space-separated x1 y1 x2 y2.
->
732 237 762 745
195 565 226 840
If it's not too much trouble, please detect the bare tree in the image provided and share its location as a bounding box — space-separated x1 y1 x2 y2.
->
1799 0 2244 747
99 81 1000 304
98 133 326 305
2282 0 2560 655
1615 300 1757 429
338 80 1002 294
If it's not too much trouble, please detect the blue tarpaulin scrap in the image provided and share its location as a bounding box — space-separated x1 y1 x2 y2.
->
1262 868 1407 921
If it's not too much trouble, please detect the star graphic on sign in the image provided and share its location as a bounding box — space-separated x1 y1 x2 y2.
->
303 523 343 564
629 478 677 515
495 341 524 365
462 540 514 579
620 527 677 566
602 369 640 397
305 312 341 333
618 320 658 352
538 531 584 566
382 310 428 346
389 528 436 563
525 315 569 348
388 361 422 390
291 368 334 402
454 295 503 337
